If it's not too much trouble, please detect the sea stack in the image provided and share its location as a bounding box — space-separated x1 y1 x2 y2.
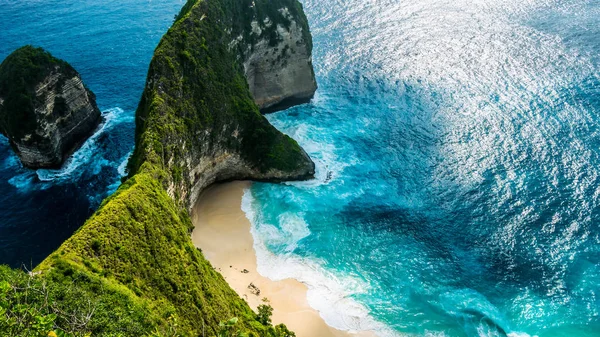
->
0 46 101 168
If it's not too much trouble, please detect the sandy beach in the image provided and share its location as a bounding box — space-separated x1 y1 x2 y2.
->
191 181 376 337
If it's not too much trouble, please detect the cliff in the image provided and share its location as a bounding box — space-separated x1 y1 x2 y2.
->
234 1 317 112
128 0 316 210
0 0 316 336
0 46 102 168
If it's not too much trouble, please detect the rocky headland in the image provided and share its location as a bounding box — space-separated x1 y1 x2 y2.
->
1 0 319 336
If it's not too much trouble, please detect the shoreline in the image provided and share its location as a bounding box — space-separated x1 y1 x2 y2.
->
191 181 376 337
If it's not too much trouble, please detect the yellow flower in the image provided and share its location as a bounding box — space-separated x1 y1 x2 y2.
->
48 332 58 337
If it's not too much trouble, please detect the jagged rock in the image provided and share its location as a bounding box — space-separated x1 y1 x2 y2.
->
0 46 101 168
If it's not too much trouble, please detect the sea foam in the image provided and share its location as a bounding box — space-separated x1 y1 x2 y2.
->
36 107 132 182
242 188 400 337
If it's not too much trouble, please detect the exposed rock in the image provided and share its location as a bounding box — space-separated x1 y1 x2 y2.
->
237 7 318 112
0 46 101 168
248 282 261 296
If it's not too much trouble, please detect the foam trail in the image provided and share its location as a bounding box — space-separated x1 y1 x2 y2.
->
7 172 37 193
106 150 133 195
117 150 133 177
7 107 132 195
265 117 359 188
242 188 399 337
36 107 132 182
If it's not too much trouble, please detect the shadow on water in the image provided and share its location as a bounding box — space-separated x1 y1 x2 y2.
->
323 63 600 335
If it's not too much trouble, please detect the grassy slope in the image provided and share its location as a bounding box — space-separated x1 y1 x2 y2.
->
1 0 314 335
35 166 274 336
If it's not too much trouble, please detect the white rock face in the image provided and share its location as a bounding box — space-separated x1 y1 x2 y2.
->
183 142 313 210
235 11 317 112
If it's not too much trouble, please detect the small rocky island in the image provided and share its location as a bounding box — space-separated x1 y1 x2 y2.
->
0 46 101 168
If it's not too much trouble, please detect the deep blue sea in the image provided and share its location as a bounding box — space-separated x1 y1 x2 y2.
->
0 0 185 268
1 0 600 336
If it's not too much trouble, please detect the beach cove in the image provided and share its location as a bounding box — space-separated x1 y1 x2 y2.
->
191 181 377 337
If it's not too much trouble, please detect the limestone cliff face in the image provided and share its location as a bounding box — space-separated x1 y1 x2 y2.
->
0 46 101 168
129 0 316 209
233 6 318 112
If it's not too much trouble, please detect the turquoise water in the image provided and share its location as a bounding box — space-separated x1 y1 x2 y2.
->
0 0 599 336
243 0 600 336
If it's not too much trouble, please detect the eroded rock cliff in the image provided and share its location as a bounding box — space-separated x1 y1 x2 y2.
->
129 0 317 209
20 0 317 335
0 46 101 168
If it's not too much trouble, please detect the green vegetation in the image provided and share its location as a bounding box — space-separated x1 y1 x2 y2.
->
0 264 154 337
2 167 297 336
1 0 314 335
218 317 248 337
0 46 76 140
256 305 273 326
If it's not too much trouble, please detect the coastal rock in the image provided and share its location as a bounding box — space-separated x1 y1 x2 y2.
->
32 0 316 335
0 46 101 168
234 6 318 112
129 0 316 210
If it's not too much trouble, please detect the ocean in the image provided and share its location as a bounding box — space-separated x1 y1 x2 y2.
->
1 0 599 336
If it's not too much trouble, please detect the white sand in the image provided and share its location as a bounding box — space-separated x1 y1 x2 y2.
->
191 181 376 337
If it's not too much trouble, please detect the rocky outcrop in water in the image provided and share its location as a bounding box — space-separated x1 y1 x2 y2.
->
0 46 101 168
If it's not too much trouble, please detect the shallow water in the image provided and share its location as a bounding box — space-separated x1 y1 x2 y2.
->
244 0 600 336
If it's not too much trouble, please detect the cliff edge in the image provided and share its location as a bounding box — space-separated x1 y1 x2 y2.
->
0 46 101 168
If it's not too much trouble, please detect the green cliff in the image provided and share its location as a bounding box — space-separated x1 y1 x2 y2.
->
129 0 315 209
0 0 316 336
